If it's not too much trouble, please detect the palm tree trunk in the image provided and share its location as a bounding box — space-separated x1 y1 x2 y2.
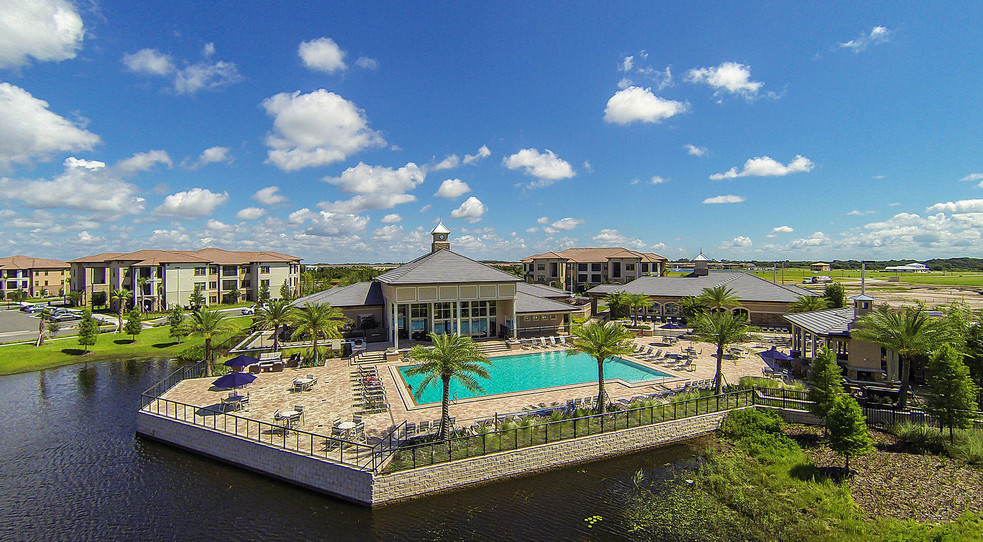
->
312 336 319 365
597 359 607 413
897 356 911 409
272 324 279 351
715 344 724 394
845 455 850 474
117 309 123 334
205 337 212 377
440 377 451 440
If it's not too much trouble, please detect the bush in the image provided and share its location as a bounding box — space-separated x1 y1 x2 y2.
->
947 429 983 465
719 408 782 440
177 344 206 362
889 422 948 454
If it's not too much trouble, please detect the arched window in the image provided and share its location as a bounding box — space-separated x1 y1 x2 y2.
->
732 307 750 320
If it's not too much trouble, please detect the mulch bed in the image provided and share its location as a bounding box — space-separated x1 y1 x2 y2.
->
785 424 983 523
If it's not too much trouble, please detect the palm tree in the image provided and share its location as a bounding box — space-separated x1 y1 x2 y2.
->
406 333 491 439
567 321 636 413
603 291 629 320
852 306 944 408
182 308 237 377
136 276 148 312
255 298 293 351
110 288 131 333
289 302 348 364
624 293 653 326
692 311 753 394
156 283 164 312
790 295 829 313
697 285 740 313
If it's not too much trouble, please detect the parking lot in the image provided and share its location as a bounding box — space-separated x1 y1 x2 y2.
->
0 305 79 343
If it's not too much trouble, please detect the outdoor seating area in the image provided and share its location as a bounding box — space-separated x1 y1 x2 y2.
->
291 374 318 392
518 335 568 349
351 365 388 414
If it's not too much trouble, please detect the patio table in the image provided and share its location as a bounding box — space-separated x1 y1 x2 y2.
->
293 378 314 391
337 421 356 439
279 410 302 428
221 395 244 412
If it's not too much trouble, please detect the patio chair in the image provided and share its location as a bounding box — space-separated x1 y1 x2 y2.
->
418 420 430 434
549 336 558 346
293 405 305 425
558 336 567 346
405 422 417 437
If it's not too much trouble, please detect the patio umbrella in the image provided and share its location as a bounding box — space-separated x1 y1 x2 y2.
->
223 354 259 368
212 371 257 390
659 322 687 330
758 347 794 361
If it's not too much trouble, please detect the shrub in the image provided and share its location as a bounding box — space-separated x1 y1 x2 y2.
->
947 429 983 465
888 422 947 454
719 408 783 440
177 344 206 362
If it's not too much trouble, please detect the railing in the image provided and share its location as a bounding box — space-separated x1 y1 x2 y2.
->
141 360 207 403
384 389 753 472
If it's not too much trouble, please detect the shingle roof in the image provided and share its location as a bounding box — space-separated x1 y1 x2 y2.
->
586 272 816 303
69 248 301 266
515 291 579 314
0 255 70 270
291 281 383 308
375 250 521 285
783 307 855 336
516 282 570 298
68 252 125 264
521 247 667 263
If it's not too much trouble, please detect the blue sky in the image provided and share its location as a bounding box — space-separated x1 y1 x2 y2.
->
2 2 982 264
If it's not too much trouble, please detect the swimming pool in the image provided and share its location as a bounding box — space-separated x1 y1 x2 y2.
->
398 350 671 405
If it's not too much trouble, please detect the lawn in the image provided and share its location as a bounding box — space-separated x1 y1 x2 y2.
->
749 268 983 288
0 316 253 376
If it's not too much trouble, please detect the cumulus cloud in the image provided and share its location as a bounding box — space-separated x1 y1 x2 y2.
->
433 145 491 171
355 56 378 70
0 0 84 68
154 188 229 217
772 225 794 234
839 26 890 53
684 144 707 157
123 45 241 95
381 213 402 223
253 186 286 205
287 208 316 225
926 199 983 213
435 179 470 198
188 146 232 169
650 176 668 185
703 195 745 204
450 196 486 222
262 89 386 171
847 209 875 216
115 149 172 174
603 86 688 125
503 148 575 188
372 224 403 241
298 37 346 73
686 62 765 99
463 145 491 165
591 228 648 249
959 173 983 188
543 217 584 234
306 211 369 237
320 162 425 213
0 156 145 213
236 207 266 220
0 83 100 170
710 155 814 180
720 236 752 249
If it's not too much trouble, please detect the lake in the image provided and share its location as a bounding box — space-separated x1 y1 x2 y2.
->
0 358 705 541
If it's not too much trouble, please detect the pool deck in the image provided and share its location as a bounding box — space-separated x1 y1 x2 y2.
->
157 334 778 442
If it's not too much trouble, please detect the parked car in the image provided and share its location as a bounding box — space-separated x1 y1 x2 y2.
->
241 304 267 315
21 304 47 314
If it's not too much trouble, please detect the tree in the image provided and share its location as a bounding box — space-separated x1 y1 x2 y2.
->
624 293 653 326
123 309 143 341
925 344 979 443
167 306 187 342
91 291 107 308
257 282 271 304
692 311 753 394
77 309 99 354
226 287 241 304
852 306 945 409
136 276 148 312
826 395 872 473
255 298 292 351
66 291 82 307
189 283 205 309
110 288 131 333
182 308 236 376
35 308 53 347
824 283 846 309
603 291 629 319
567 321 636 413
965 323 983 406
697 285 740 313
279 279 293 302
679 296 708 321
289 302 347 365
406 333 491 440
157 283 164 312
46 318 61 341
808 347 845 423
790 295 829 313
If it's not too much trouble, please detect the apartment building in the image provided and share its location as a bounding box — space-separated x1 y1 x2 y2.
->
521 247 668 292
69 248 301 310
0 256 71 298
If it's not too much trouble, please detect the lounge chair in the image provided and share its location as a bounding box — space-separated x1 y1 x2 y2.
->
418 420 430 434
558 336 567 346
549 336 558 346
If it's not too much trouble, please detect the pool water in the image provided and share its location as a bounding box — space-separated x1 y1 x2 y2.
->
398 350 670 404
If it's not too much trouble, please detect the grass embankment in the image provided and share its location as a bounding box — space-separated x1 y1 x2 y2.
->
0 316 253 376
623 409 983 541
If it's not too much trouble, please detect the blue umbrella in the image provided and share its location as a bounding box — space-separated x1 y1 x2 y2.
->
758 347 794 361
213 371 257 390
660 322 686 330
223 354 259 368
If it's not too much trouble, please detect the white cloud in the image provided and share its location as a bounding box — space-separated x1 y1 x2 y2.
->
0 0 84 68
355 56 378 70
381 213 402 223
620 55 634 72
320 162 425 213
0 83 100 170
306 211 368 237
287 208 316 225
206 218 233 231
847 209 875 216
591 228 647 249
124 46 241 95
710 155 814 180
650 176 668 185
959 173 983 187
298 37 346 73
435 179 470 198
544 217 584 234
262 89 386 171
236 207 266 220
418 204 431 213
720 236 752 249
253 186 286 206
840 26 890 53
926 199 983 213
372 224 403 241
503 148 575 188
463 145 491 165
603 86 688 125
703 195 745 204
450 196 486 222
154 188 229 217
432 155 459 170
122 48 174 75
537 217 549 224
0 156 145 213
686 62 764 99
189 146 232 169
772 225 794 234
526 227 538 233
684 144 707 157
116 150 172 174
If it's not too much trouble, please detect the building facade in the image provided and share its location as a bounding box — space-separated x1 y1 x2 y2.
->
69 248 301 310
0 256 70 298
521 247 668 292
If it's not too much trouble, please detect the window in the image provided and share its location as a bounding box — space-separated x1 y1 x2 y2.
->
241 280 251 288
208 281 217 289
209 266 218 275
410 303 429 318
578 274 588 283
591 274 601 283
194 267 206 276
625 264 635 271
260 266 271 274
641 263 649 273
537 264 545 270
194 282 206 291
209 295 217 303
591 263 602 272
260 279 270 288
222 266 238 275
611 262 621 278
222 280 237 290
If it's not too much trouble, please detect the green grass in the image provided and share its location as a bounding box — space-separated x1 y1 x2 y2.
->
0 316 253 375
749 267 983 288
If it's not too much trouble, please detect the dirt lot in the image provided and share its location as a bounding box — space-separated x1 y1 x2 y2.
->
802 279 983 310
